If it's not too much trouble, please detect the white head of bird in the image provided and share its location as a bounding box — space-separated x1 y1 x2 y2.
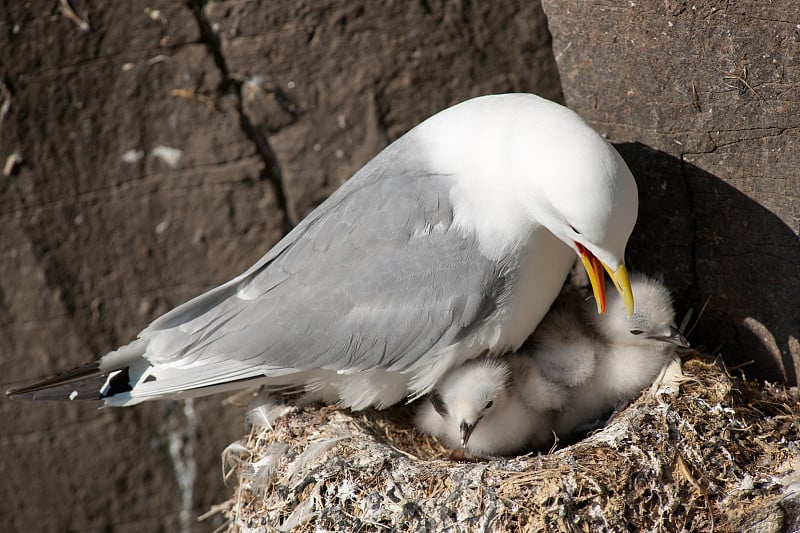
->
417 356 559 455
594 274 689 350
426 358 511 448
418 93 638 317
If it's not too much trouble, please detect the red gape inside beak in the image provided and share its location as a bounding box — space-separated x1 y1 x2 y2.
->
575 241 606 314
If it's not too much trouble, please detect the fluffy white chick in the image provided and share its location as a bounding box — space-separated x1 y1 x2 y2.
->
415 356 565 456
554 274 688 440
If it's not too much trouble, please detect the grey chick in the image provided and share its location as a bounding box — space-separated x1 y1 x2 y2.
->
553 273 688 440
524 283 600 389
415 355 565 457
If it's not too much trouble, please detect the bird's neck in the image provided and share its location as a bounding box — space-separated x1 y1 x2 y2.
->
490 229 576 354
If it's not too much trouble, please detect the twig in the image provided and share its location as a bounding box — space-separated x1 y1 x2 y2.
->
0 80 11 133
674 451 715 532
387 443 421 461
685 295 711 338
547 430 560 455
58 0 90 33
197 501 231 522
690 80 701 112
720 64 766 103
679 308 693 336
3 150 22 177
169 88 219 111
727 359 755 372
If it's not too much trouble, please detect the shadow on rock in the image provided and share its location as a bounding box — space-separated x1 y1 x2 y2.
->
616 142 799 385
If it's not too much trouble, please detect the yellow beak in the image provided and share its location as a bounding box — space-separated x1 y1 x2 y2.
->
575 243 635 316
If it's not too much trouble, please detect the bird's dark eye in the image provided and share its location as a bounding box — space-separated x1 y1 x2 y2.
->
629 330 643 335
485 400 494 409
569 224 581 235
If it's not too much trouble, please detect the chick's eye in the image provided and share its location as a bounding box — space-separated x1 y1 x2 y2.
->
485 400 494 409
569 224 581 235
629 329 643 335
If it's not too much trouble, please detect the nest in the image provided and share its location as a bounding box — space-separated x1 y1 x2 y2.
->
208 356 800 532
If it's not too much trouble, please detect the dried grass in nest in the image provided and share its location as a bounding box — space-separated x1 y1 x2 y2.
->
209 355 800 532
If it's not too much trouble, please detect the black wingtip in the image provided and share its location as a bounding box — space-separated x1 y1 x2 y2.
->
5 363 132 401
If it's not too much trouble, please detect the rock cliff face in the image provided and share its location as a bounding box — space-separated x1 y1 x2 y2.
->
542 1 800 384
0 1 560 531
3 1 796 530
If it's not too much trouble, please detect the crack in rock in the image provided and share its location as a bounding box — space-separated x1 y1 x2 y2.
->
188 0 294 232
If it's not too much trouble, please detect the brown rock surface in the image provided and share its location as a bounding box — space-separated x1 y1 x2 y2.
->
0 1 560 531
543 0 800 384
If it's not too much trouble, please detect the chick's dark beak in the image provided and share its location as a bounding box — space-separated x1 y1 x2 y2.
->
667 326 690 348
652 326 689 348
459 420 476 447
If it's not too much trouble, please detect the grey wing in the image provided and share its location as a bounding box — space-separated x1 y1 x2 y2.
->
134 137 510 385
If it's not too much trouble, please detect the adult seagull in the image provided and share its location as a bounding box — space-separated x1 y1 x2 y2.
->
6 93 638 408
